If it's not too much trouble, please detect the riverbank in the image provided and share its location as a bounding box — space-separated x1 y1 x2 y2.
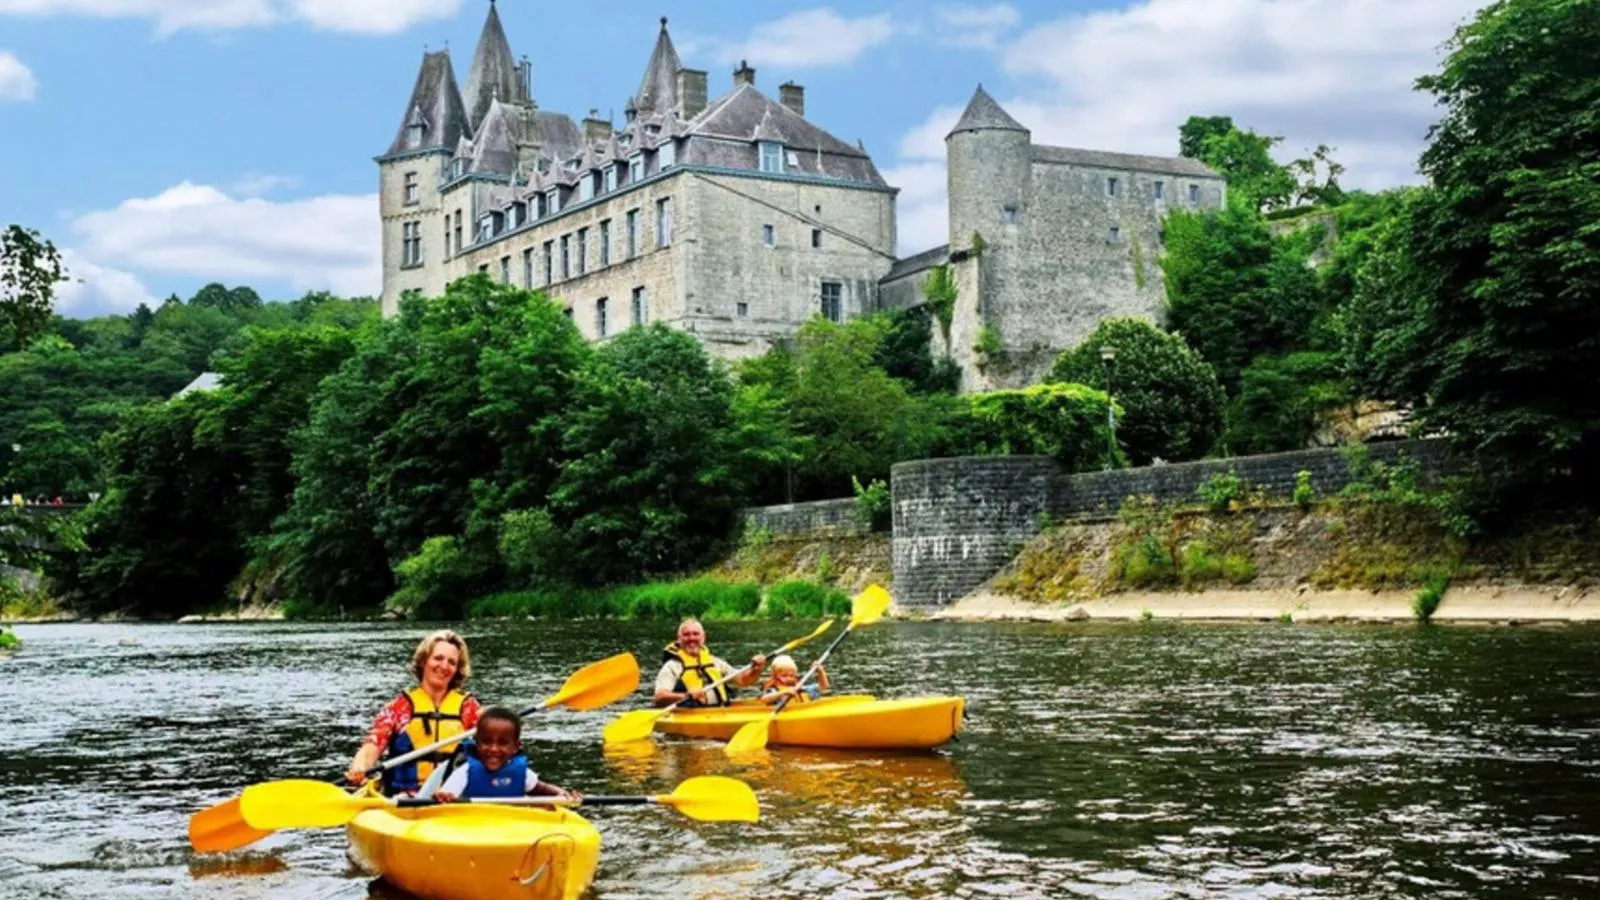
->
931 585 1600 624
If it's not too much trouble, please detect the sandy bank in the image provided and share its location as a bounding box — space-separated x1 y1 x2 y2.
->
929 585 1600 624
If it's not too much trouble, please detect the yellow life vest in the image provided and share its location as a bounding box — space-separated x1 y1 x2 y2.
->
663 642 730 707
393 687 466 785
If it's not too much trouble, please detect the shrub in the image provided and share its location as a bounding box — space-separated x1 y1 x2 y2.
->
852 476 892 532
1221 553 1257 584
1117 533 1175 588
1179 541 1223 589
388 536 491 619
1293 470 1316 510
968 383 1120 471
765 580 850 619
1197 470 1244 511
1413 575 1447 623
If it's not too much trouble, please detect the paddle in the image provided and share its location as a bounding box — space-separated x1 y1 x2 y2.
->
188 652 641 853
240 775 758 827
724 585 891 757
602 618 836 746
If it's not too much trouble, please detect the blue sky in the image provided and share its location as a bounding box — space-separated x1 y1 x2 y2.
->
0 0 1486 317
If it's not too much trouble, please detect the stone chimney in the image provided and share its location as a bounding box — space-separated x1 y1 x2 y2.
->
733 59 756 87
676 68 708 120
582 109 612 145
779 81 805 117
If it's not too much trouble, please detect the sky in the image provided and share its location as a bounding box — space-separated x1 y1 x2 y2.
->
0 0 1488 318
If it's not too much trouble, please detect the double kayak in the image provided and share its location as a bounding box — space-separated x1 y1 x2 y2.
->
346 804 601 900
654 695 965 750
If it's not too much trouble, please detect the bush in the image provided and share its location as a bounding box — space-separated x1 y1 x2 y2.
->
1413 575 1447 623
387 536 491 619
610 578 760 621
1293 470 1316 510
968 383 1120 470
1116 534 1175 588
765 580 851 619
1197 470 1244 511
852 476 892 532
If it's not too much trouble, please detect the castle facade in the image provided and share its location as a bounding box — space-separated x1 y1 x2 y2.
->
378 5 1225 383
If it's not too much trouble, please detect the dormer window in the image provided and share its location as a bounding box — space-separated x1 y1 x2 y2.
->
579 175 594 202
407 122 425 147
759 142 783 173
658 140 677 169
451 158 466 179
564 157 581 172
645 124 661 136
619 133 633 149
547 188 561 214
629 154 644 183
604 166 618 193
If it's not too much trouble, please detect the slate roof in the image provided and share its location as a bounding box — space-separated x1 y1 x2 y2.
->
631 18 681 116
1031 145 1220 178
462 1 522 132
882 245 950 283
947 85 1029 137
385 51 469 157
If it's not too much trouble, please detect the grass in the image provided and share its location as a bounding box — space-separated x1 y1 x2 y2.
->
466 578 844 621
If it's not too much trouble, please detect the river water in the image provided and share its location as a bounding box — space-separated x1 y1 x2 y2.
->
1 620 1597 899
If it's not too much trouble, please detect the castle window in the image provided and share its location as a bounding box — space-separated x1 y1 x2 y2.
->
403 172 419 205
564 157 580 172
600 219 611 266
658 140 677 169
604 166 618 193
786 150 801 169
759 142 783 173
1108 226 1121 243
1153 180 1165 200
632 286 647 325
820 281 842 323
577 227 588 275
543 241 554 285
1106 177 1119 197
560 235 570 280
547 189 560 214
452 158 466 179
500 255 511 284
627 209 640 258
811 228 822 249
737 301 749 318
629 154 644 183
596 297 609 337
1001 204 1020 224
762 224 774 247
478 263 489 274
523 248 534 288
1188 183 1200 203
656 197 673 248
401 222 421 267
454 210 463 252
407 122 425 147
444 221 451 258
645 124 661 136
579 175 594 202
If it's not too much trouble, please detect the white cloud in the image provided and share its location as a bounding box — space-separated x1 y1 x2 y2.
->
53 249 158 318
933 4 1020 49
0 0 457 34
230 172 299 197
889 0 1483 255
712 8 895 68
71 182 380 298
0 50 36 101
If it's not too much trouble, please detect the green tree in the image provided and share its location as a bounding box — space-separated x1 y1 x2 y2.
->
873 307 961 395
1 225 69 351
1049 318 1225 464
1178 117 1296 213
1224 352 1348 454
967 383 1120 470
547 324 745 585
1178 115 1235 159
1366 0 1600 504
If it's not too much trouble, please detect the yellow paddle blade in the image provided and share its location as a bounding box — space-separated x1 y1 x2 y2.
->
188 795 273 853
658 776 760 823
724 716 773 757
541 652 641 711
602 707 668 745
851 584 891 627
781 617 836 653
240 779 386 829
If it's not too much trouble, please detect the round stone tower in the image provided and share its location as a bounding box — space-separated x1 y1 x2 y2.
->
945 85 1032 253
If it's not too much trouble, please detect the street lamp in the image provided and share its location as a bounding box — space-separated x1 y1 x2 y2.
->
1099 346 1118 469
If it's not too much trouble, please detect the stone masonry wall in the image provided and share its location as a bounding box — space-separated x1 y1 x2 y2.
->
740 498 868 538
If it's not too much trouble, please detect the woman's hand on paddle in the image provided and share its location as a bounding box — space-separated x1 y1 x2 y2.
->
433 790 458 803
344 766 367 786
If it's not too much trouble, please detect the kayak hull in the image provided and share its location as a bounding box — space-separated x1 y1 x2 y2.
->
346 804 601 900
654 695 965 750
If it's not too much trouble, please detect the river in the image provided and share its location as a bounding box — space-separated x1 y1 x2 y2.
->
1 620 1597 899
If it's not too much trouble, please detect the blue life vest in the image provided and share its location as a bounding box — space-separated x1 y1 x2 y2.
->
463 751 531 798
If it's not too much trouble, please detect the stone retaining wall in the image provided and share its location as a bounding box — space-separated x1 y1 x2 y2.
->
740 498 868 538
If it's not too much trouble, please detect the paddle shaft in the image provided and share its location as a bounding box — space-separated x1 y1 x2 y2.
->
361 698 545 780
394 794 655 808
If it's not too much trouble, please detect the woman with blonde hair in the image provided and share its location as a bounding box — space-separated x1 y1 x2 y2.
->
345 629 481 795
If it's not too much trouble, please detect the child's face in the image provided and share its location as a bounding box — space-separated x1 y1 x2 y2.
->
773 667 798 686
476 718 521 771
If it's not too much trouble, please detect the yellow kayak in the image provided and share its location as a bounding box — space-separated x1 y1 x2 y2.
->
655 695 966 750
346 804 601 900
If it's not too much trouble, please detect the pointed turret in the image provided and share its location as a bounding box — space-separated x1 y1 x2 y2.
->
463 0 524 132
632 17 682 117
385 50 469 156
946 85 1029 138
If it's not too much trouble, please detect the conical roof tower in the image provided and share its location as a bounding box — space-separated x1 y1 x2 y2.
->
631 17 682 117
463 0 524 132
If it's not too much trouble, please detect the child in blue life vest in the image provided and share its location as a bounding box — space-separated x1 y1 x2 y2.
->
432 706 581 803
760 654 830 705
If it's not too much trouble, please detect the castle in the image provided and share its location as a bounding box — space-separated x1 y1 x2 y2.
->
378 4 1225 389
